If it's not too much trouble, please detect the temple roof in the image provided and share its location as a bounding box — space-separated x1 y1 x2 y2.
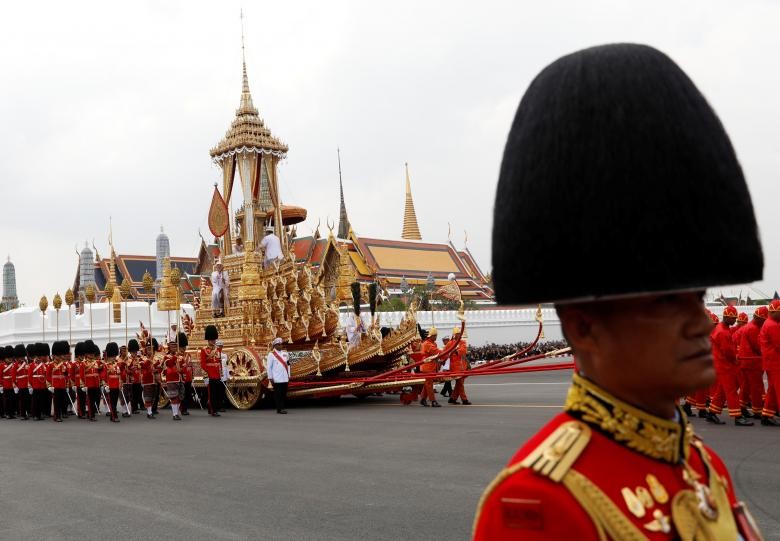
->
209 60 288 161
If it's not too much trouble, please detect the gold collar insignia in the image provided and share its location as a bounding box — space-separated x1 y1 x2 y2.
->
564 374 691 464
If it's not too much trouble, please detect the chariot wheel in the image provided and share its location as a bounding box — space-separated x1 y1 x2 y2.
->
225 347 263 410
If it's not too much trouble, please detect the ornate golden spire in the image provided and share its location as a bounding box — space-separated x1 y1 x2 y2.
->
210 11 287 161
402 163 422 240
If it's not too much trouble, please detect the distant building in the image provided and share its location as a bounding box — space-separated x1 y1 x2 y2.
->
1 256 19 311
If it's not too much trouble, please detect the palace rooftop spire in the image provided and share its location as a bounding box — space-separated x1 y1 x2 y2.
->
402 163 422 240
337 148 351 239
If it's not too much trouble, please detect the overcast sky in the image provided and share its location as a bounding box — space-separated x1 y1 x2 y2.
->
1 1 778 305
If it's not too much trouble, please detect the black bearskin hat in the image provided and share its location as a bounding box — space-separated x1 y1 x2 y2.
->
492 43 763 305
204 325 218 341
26 344 36 358
105 342 119 358
74 342 84 357
14 344 26 359
52 341 70 357
84 340 96 356
3 345 12 358
0 347 5 361
38 342 51 358
128 339 140 353
178 332 188 348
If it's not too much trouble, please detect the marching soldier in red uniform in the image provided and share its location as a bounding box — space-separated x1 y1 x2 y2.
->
117 344 132 417
15 344 33 420
448 327 471 405
164 339 183 420
759 300 780 425
474 44 764 539
30 343 50 421
732 311 750 414
70 342 86 418
0 346 9 418
82 340 102 421
738 307 767 419
419 327 441 407
3 345 19 419
150 339 162 416
140 340 157 419
103 342 121 422
707 306 753 425
127 339 143 414
177 332 194 415
200 325 223 416
48 341 70 422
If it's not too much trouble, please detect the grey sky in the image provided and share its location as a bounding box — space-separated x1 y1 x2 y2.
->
1 1 778 306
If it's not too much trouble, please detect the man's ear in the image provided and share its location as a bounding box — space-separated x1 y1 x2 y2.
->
557 306 599 354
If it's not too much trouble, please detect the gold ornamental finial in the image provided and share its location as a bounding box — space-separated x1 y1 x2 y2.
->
120 278 132 299
170 266 182 286
85 284 96 303
65 288 74 306
105 281 115 299
142 270 154 293
53 293 62 310
39 295 48 313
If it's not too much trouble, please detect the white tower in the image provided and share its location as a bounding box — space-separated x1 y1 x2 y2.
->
1 256 18 311
79 242 95 292
156 226 170 284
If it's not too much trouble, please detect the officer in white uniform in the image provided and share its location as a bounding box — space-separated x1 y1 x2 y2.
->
211 259 230 316
265 337 289 414
260 226 283 269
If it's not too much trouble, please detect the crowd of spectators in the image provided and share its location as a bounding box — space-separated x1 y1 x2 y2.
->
467 340 569 362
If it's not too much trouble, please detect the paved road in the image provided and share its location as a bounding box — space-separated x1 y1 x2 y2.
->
0 367 776 540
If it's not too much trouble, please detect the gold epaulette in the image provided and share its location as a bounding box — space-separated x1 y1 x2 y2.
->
520 420 591 482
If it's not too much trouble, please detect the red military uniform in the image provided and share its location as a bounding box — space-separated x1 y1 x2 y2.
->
164 354 183 419
179 352 194 415
473 374 760 540
104 360 122 421
449 333 470 405
759 301 780 420
29 357 49 420
81 359 102 420
15 360 31 419
2 356 16 419
200 344 224 415
48 359 68 421
738 307 766 417
419 333 441 406
708 307 744 421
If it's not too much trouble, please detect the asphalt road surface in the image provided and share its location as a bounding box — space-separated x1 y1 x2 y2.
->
0 367 777 540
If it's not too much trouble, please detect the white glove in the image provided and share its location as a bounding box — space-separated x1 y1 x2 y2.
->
103 385 109 394
71 385 76 392
203 377 209 385
13 387 19 394
0 388 3 394
81 386 87 392
28 386 32 392
48 387 54 393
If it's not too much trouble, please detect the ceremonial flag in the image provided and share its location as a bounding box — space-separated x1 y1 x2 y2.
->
208 185 229 238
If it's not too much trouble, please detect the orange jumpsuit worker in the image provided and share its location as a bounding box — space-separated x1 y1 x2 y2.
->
707 306 753 425
737 307 766 418
759 300 780 425
420 328 441 407
448 327 471 405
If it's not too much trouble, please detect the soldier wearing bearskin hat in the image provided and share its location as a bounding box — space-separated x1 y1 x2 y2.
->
103 342 122 422
71 342 87 418
474 44 764 539
127 339 143 414
738 306 768 419
49 341 70 422
3 345 19 419
116 344 132 417
81 340 102 421
177 332 194 415
140 338 159 419
163 338 183 420
707 306 753 425
30 343 51 421
14 344 33 420
200 325 223 416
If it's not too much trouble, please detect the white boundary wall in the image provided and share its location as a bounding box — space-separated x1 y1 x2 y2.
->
0 302 195 350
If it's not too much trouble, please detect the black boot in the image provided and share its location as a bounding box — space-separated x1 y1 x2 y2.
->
741 407 753 418
448 398 457 404
697 409 708 418
761 416 779 426
431 401 442 408
420 399 429 407
734 416 754 426
682 403 693 416
461 400 472 405
705 412 725 425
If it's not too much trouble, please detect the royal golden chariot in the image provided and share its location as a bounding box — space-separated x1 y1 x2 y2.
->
151 62 554 410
